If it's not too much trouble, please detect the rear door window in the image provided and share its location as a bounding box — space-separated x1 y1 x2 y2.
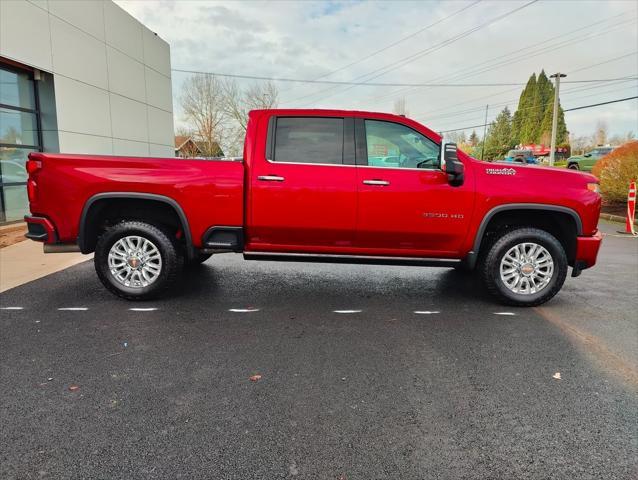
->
273 117 344 165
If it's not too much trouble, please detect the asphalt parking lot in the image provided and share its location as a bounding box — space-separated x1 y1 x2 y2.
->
1 220 637 480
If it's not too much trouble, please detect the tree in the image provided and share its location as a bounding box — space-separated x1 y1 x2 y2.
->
446 131 466 144
569 133 592 155
529 70 553 142
511 71 568 146
594 120 609 145
609 131 636 146
180 75 279 157
513 73 536 144
221 79 278 156
468 130 479 147
222 80 278 132
539 101 568 146
484 107 513 160
180 74 226 157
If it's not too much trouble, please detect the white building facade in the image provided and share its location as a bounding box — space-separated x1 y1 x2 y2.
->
0 0 174 223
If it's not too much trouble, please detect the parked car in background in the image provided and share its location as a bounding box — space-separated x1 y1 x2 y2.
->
567 147 614 171
504 149 538 164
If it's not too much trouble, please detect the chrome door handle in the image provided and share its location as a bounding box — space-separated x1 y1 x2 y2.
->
258 175 285 182
363 179 390 186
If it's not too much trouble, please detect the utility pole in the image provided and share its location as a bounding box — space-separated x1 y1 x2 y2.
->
480 104 488 161
549 73 566 166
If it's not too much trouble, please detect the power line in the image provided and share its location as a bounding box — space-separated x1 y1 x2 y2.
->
438 95 638 133
564 95 638 112
406 43 638 121
276 0 483 96
424 77 638 124
567 51 638 74
170 68 634 88
282 0 539 105
362 12 632 106
365 13 636 109
312 0 482 81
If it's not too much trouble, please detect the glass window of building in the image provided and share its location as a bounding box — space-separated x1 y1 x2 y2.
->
0 63 40 223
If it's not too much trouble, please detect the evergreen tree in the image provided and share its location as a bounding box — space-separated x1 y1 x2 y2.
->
537 70 553 110
484 107 513 160
511 73 536 145
539 102 568 145
469 130 479 146
512 71 568 146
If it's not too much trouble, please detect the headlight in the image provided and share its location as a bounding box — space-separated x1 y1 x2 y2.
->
587 183 600 194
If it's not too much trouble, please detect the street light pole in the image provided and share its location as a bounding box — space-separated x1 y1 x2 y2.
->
481 104 488 161
549 73 566 167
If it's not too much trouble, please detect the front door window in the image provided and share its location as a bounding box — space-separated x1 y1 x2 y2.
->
364 120 440 170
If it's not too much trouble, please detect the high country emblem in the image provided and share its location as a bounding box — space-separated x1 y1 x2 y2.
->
486 167 516 176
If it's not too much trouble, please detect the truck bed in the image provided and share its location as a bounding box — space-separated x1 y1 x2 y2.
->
28 153 245 248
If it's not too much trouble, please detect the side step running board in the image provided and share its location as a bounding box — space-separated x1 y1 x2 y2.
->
243 251 460 267
201 226 244 252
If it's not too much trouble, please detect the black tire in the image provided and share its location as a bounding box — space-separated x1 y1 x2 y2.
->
567 163 580 170
481 227 567 307
94 220 183 300
186 252 212 267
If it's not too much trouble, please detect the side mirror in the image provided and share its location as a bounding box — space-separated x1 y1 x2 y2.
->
442 142 464 187
584 153 591 157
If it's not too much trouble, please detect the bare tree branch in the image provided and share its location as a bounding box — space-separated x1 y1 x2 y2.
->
180 75 279 157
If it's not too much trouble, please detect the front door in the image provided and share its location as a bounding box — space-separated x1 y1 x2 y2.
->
355 119 473 257
248 116 357 252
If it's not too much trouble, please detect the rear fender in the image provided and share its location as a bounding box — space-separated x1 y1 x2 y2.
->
78 192 194 259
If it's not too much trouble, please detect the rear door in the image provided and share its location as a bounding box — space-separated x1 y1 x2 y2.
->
355 118 473 256
583 150 600 171
247 115 357 252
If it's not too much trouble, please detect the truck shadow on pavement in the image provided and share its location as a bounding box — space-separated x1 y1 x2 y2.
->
171 260 495 308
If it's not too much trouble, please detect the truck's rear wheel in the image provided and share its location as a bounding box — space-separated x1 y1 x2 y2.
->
481 228 567 307
95 220 182 300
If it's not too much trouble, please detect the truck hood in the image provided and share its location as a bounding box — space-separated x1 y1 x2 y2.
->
476 160 598 183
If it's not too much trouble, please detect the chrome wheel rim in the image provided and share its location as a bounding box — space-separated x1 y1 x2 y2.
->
499 242 554 295
108 236 162 288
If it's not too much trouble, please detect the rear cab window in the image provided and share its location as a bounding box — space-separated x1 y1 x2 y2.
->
271 117 345 165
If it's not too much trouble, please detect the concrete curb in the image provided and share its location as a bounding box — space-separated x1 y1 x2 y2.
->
600 213 636 225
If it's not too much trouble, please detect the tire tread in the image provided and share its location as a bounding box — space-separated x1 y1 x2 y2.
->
94 220 182 300
480 227 568 307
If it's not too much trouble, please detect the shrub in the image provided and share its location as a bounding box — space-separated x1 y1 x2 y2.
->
592 140 638 204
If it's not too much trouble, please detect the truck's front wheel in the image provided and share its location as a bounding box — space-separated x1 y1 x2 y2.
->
94 220 182 300
481 228 567 307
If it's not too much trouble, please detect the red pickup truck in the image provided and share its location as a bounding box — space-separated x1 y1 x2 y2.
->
25 109 602 306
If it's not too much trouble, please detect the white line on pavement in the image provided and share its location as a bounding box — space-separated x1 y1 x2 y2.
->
1 307 24 310
333 310 362 314
58 307 88 311
414 311 440 314
229 308 260 313
494 312 516 316
129 308 158 311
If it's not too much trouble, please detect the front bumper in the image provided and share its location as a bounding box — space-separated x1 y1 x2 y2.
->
573 229 603 275
24 215 57 244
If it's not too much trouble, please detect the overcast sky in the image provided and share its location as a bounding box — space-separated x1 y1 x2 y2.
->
116 0 638 140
